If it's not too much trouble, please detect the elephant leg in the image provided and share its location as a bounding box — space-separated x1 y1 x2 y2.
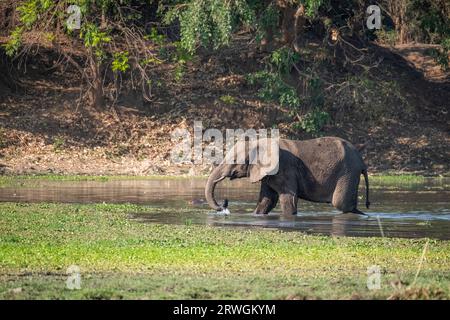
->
332 175 365 214
350 208 367 215
279 193 298 216
254 182 279 214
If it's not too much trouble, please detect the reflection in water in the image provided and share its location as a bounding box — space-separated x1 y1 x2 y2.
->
331 214 359 237
1 177 450 239
0 179 258 204
129 209 450 240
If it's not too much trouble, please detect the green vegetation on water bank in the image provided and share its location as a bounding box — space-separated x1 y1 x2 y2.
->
368 175 449 190
0 174 207 188
0 174 448 193
0 202 449 299
370 175 427 184
0 173 447 184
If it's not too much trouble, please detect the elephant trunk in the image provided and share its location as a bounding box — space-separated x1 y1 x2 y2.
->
205 165 226 211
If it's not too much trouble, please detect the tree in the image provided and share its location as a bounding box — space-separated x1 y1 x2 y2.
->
4 0 448 110
3 0 161 108
162 0 326 53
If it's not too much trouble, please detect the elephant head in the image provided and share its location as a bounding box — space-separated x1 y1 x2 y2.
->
205 138 279 211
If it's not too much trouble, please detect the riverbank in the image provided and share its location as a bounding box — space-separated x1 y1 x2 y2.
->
1 39 449 177
0 173 446 190
1 202 449 299
0 172 443 182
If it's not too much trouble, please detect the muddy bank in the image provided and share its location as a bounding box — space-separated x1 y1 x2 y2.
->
0 41 449 176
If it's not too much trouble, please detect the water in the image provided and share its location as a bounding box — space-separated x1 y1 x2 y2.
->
1 178 449 239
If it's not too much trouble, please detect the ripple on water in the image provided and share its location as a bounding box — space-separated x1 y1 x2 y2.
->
1 178 449 239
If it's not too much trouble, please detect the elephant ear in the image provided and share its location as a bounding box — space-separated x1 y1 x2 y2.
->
248 138 280 183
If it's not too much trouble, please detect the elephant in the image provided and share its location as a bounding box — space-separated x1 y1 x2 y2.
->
205 136 370 216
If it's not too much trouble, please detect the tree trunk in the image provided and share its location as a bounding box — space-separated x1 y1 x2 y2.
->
277 1 305 50
88 54 105 109
260 0 276 52
389 0 408 45
293 4 305 52
280 3 296 44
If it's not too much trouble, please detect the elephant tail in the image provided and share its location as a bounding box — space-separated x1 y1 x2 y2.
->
362 169 370 209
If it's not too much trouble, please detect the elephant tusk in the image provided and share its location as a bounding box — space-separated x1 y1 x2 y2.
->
213 175 227 183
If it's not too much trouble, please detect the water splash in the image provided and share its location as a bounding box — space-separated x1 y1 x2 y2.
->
212 208 231 215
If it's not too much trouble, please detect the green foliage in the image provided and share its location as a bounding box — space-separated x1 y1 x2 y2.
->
304 0 324 18
181 0 232 52
429 37 450 71
375 28 398 46
294 109 330 134
144 28 194 81
296 77 329 135
3 0 55 56
247 48 301 110
173 64 185 82
145 27 166 46
248 47 330 136
408 0 449 41
164 0 254 53
44 32 56 43
0 127 7 149
404 0 449 63
140 56 162 67
16 1 39 27
219 95 236 105
247 71 300 109
254 2 279 43
52 136 65 152
17 0 54 27
427 45 449 70
80 23 111 59
162 0 329 53
173 42 193 64
442 37 450 51
307 77 325 108
112 51 130 73
270 47 300 74
171 41 194 81
81 23 111 48
3 27 24 57
252 0 325 42
3 0 446 112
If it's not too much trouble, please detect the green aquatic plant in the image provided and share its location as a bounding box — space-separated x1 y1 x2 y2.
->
0 202 449 299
